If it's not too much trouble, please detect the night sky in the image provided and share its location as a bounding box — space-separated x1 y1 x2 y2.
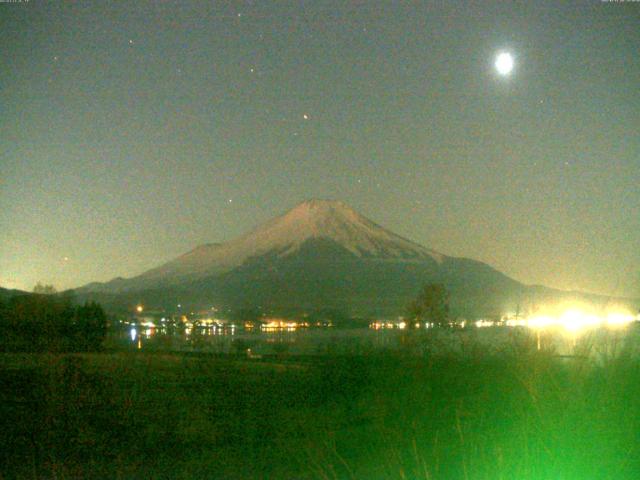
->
2 1 639 297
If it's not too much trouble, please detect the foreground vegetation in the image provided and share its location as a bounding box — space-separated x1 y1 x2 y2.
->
0 294 107 353
1 329 639 479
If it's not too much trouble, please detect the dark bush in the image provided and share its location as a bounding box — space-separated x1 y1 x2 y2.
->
0 295 107 352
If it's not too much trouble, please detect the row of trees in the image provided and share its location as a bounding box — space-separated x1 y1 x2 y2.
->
0 293 107 352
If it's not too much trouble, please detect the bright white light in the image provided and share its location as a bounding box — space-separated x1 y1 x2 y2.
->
495 304 637 334
475 320 494 328
560 310 584 332
505 318 527 327
527 316 554 329
606 311 635 328
495 52 514 76
130 327 137 342
559 310 599 332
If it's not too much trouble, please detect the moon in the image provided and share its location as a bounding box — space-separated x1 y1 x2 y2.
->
495 52 514 76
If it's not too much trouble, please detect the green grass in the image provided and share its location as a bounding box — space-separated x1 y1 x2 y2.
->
1 331 639 479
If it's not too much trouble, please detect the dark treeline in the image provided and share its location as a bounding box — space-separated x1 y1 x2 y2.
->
0 294 107 352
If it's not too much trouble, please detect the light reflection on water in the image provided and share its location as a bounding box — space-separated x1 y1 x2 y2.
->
113 323 640 359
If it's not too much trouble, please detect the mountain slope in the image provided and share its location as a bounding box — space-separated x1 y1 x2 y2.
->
78 199 632 317
88 199 445 293
0 287 29 302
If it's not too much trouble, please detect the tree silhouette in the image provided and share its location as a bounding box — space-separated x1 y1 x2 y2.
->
33 282 57 295
0 295 107 352
407 283 450 328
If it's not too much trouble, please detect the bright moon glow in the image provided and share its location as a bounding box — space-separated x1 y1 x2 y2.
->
495 52 514 75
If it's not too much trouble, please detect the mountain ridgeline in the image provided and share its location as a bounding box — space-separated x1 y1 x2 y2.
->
76 200 627 318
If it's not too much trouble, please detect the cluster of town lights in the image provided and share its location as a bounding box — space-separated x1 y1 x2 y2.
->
371 306 637 333
505 308 638 332
480 308 637 333
133 303 636 334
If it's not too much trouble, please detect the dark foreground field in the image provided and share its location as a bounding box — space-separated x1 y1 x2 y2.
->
1 334 639 479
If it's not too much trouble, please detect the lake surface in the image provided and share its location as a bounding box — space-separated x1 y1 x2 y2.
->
111 323 640 359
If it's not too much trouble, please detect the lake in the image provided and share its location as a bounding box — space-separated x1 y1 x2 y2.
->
111 322 640 360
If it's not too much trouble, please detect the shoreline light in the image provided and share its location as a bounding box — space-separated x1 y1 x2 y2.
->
521 307 635 333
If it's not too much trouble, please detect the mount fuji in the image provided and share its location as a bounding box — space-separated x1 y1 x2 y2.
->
77 200 619 317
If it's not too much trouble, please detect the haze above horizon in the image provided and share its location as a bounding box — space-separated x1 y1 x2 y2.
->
2 1 638 297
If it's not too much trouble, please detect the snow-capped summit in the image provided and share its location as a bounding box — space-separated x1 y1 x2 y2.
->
239 198 443 260
134 199 444 285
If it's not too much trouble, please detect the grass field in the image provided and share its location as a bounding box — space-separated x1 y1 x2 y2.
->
1 329 639 479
